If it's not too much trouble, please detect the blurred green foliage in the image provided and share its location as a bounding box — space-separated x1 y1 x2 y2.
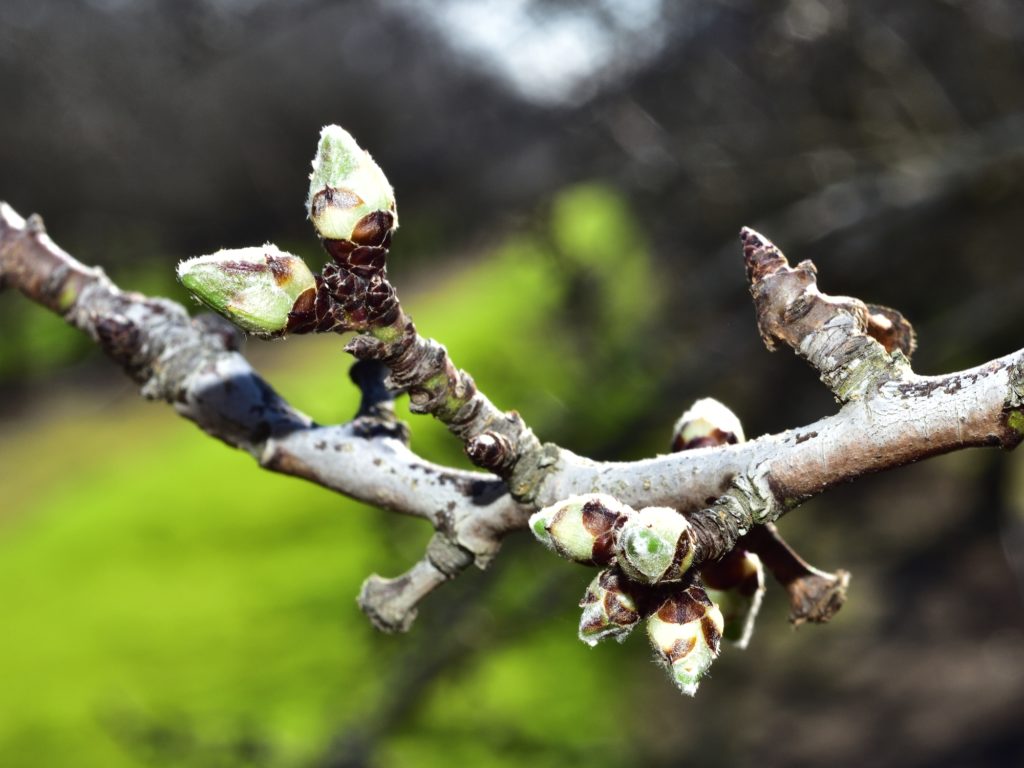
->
0 185 667 767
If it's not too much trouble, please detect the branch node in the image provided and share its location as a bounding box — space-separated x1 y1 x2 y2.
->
425 533 475 576
740 523 850 625
465 430 515 474
93 312 142 362
741 227 912 401
357 537 473 634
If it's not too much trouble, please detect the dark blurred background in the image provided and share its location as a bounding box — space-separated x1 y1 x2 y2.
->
2 1 1024 766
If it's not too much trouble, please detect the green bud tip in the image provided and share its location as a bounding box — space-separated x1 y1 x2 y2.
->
647 586 724 697
578 569 641 647
616 506 694 585
528 493 630 565
177 245 316 336
307 125 397 243
672 397 744 451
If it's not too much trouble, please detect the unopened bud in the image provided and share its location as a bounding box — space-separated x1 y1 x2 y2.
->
701 550 765 649
647 583 724 696
578 568 642 646
672 397 744 451
529 494 629 566
177 245 316 336
616 506 695 584
307 125 397 245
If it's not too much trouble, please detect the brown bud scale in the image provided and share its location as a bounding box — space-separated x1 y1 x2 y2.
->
466 431 514 472
656 587 710 626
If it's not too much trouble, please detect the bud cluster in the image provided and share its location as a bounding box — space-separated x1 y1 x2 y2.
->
179 126 402 338
575 566 725 696
529 495 695 583
526 397 760 697
530 493 722 696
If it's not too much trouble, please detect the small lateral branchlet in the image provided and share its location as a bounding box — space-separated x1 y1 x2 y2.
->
348 359 410 444
740 226 912 402
740 524 850 625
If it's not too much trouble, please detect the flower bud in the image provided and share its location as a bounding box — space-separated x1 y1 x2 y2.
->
701 550 765 649
671 397 744 451
647 583 724 696
529 494 630 565
578 568 642 646
616 506 695 584
177 245 316 336
307 125 397 245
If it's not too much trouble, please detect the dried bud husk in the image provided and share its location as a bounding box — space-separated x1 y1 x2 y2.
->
578 568 644 646
701 550 765 649
177 245 316 336
647 583 724 696
672 397 745 451
307 125 397 245
529 494 630 566
616 506 695 584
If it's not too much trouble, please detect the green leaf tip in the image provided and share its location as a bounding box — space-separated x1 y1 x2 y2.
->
616 506 694 584
307 125 397 243
177 245 316 336
528 493 629 565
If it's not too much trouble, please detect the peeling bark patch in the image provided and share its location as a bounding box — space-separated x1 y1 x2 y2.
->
897 379 946 398
1008 360 1024 408
263 448 318 482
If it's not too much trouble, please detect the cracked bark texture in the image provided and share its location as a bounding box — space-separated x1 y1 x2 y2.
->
4 201 1024 632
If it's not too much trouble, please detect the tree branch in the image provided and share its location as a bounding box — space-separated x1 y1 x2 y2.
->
4 198 1024 647
0 202 528 631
